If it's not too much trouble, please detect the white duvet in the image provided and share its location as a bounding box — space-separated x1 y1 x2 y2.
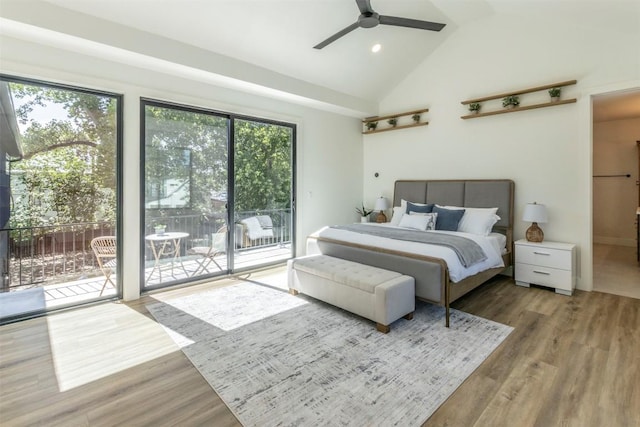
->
309 223 505 283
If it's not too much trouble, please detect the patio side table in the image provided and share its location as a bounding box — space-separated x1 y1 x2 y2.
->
145 231 189 284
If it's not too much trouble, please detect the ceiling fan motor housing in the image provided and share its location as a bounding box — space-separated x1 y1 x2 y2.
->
358 12 380 28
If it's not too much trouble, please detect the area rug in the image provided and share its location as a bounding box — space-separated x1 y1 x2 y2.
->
147 282 512 427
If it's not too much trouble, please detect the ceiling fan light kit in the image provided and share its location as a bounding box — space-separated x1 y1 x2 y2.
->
314 0 445 49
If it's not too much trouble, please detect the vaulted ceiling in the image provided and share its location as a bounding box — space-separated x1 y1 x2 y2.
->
1 0 639 119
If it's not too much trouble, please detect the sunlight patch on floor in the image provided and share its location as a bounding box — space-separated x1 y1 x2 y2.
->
47 302 179 392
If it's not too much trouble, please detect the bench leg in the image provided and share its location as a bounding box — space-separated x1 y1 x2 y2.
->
289 289 299 296
403 312 414 320
376 323 390 334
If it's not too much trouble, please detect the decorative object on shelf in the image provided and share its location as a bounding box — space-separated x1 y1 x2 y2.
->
469 103 481 114
366 121 378 131
362 108 429 134
522 202 548 242
548 87 561 102
460 79 577 119
356 204 373 222
502 95 520 109
374 197 390 223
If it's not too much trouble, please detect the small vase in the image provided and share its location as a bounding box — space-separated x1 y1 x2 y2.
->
505 104 515 109
551 96 560 102
360 216 368 223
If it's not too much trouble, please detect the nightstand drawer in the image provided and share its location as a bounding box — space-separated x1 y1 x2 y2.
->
515 245 572 270
515 263 573 290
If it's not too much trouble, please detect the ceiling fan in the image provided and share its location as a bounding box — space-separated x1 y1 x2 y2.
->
313 0 446 50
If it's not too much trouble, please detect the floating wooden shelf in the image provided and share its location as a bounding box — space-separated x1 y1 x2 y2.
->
461 99 577 119
461 80 577 119
363 121 428 134
363 108 429 134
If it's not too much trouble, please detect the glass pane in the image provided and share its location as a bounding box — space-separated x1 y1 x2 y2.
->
0 79 120 320
233 119 293 269
143 104 228 288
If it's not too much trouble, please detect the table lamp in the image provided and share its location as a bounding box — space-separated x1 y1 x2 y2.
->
375 197 390 223
523 202 548 242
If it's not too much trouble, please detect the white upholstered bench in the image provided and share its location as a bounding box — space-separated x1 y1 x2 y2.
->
287 255 415 333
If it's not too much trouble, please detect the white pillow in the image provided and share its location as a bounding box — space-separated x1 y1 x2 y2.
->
458 208 500 236
440 206 500 236
389 206 405 226
398 212 437 231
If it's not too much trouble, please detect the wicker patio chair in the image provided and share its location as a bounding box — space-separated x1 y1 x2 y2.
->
90 236 117 296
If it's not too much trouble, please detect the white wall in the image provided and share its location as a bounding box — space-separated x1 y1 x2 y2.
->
0 36 364 300
593 118 640 246
364 13 640 290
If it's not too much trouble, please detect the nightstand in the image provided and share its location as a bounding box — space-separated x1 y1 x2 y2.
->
514 239 576 295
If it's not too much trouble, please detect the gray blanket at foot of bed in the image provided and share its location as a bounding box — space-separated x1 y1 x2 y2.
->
331 224 487 268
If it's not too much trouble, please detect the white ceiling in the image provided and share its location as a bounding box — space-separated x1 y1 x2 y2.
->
42 0 457 102
2 0 639 120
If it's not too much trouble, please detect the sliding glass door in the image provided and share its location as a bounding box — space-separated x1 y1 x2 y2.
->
0 76 121 322
141 101 295 290
233 119 294 269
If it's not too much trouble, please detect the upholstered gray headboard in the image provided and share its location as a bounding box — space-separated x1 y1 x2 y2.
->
393 179 514 229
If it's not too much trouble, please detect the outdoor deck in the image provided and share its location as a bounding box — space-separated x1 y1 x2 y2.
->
0 244 291 319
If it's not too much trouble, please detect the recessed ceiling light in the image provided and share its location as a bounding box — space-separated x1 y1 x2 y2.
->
371 43 381 53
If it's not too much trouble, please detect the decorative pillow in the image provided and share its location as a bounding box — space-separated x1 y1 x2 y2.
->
400 199 430 211
406 201 434 214
389 206 405 226
415 212 437 230
398 214 435 231
432 206 465 231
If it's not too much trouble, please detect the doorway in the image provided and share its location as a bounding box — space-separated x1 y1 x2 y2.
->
592 89 640 299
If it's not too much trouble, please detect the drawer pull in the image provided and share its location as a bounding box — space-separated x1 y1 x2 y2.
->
533 251 550 256
533 270 551 275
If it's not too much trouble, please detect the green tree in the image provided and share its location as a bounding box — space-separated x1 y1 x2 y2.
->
8 82 117 229
234 120 292 213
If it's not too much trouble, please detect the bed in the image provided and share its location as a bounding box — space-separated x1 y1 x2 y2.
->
306 179 515 326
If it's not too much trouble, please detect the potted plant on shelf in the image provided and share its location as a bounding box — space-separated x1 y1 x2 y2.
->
356 205 373 223
411 113 421 123
502 95 520 109
365 121 378 131
548 87 561 102
469 103 481 114
387 117 398 127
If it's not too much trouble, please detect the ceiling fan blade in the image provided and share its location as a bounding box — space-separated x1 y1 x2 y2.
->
356 0 374 15
313 22 360 49
379 15 446 31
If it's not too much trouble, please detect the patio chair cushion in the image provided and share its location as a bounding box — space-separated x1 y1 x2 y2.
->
240 216 274 240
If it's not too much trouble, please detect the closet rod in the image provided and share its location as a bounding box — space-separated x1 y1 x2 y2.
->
593 174 631 178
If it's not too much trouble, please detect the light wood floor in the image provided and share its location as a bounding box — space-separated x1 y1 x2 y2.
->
1 269 638 426
593 243 640 299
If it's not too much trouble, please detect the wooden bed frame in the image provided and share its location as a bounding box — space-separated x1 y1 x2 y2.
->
306 179 515 327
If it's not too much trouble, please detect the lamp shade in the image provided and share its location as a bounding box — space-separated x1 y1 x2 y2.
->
522 203 548 223
374 197 390 211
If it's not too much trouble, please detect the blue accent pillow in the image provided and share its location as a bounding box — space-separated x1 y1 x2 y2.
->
432 206 465 231
406 202 434 214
